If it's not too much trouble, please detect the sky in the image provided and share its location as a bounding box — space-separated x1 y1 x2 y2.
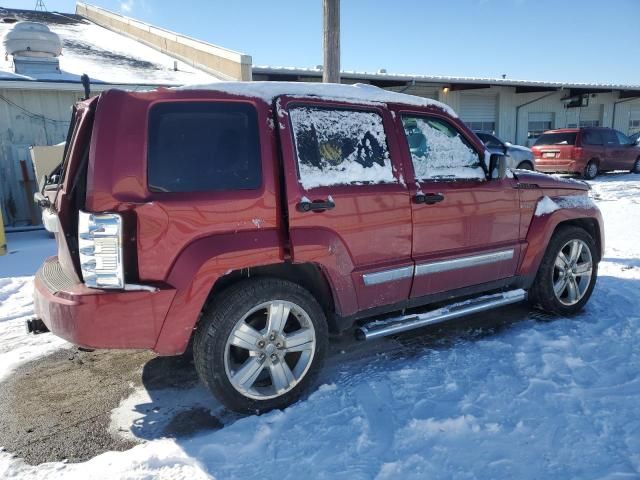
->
2 0 639 84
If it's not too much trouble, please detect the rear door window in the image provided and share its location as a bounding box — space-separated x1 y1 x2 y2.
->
147 102 262 192
582 130 603 146
288 106 395 189
401 115 485 181
534 132 577 146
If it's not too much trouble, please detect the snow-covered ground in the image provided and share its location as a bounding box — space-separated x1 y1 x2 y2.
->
1 173 639 479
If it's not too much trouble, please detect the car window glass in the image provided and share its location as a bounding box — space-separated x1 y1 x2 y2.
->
602 129 618 145
147 102 262 193
477 133 502 148
582 130 603 146
615 131 631 145
288 106 395 189
401 115 485 181
534 133 577 146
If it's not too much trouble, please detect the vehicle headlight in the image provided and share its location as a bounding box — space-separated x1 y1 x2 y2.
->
78 210 124 289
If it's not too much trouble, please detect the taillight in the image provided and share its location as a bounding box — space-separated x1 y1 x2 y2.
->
78 210 124 289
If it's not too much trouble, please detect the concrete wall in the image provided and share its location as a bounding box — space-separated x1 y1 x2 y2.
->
76 2 252 81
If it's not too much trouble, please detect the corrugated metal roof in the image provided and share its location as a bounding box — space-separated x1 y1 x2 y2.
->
253 66 640 92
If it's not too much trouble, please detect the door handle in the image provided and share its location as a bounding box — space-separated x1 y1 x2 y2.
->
297 198 336 212
414 193 445 205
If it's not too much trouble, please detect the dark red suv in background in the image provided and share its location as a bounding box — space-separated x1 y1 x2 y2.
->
532 127 640 179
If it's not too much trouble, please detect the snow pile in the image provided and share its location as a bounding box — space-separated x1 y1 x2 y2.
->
290 106 396 189
407 118 485 180
1 174 640 478
534 194 596 217
178 81 457 117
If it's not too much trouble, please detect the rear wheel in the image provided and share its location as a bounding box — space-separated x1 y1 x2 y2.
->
529 226 598 316
583 160 598 180
194 278 328 414
631 158 640 174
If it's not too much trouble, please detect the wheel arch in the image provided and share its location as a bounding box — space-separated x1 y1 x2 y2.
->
204 262 339 333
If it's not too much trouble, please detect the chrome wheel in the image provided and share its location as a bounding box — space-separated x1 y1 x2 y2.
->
224 300 316 400
585 162 598 179
552 239 593 306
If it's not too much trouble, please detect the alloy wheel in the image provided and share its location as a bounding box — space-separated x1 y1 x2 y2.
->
224 300 316 400
552 239 593 306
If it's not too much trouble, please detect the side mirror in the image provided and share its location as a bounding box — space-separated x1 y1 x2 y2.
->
489 153 508 179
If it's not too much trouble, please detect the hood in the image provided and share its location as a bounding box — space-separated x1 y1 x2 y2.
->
512 170 589 191
506 143 532 154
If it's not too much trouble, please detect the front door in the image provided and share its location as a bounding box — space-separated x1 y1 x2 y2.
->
394 110 522 299
278 97 413 316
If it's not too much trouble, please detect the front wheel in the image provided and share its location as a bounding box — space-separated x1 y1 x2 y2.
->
631 158 640 174
528 226 598 316
194 278 328 414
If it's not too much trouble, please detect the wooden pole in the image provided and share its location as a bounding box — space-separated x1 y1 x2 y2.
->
322 0 340 83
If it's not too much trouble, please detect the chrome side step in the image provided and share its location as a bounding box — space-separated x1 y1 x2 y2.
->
355 289 527 341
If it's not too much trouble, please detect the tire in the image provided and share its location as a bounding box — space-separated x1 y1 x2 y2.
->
583 160 598 180
528 226 598 316
516 161 534 170
194 278 328 414
631 158 640 174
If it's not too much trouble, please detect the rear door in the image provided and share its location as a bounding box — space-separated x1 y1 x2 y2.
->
278 97 413 315
602 129 626 169
394 108 522 299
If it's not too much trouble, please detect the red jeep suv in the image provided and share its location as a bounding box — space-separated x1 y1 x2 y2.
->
33 83 604 413
532 127 640 179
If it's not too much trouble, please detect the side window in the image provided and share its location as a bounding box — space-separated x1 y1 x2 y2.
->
147 102 262 192
288 106 395 189
615 130 631 145
582 130 603 146
602 129 618 146
401 115 485 181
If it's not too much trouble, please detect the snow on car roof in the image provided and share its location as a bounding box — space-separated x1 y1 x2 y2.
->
0 8 218 86
176 81 457 116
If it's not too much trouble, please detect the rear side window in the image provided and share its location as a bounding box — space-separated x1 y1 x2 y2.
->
582 130 603 146
401 115 484 181
148 102 261 192
288 106 395 189
534 132 577 146
602 129 618 146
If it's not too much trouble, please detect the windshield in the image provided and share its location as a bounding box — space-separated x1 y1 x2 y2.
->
534 132 577 146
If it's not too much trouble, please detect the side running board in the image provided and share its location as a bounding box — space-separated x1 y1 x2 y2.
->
355 289 527 341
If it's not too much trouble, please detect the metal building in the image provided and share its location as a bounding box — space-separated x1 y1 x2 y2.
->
253 67 640 146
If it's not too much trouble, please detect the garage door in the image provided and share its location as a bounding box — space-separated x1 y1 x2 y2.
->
459 94 498 132
629 107 640 135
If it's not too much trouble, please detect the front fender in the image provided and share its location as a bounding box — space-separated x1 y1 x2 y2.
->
153 230 283 355
517 202 604 281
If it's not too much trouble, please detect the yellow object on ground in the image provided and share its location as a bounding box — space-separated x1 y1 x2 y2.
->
0 208 6 256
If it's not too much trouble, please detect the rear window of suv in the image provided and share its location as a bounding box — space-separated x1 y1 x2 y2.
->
147 102 262 193
534 132 577 146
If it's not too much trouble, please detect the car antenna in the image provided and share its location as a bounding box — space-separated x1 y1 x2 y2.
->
81 74 91 100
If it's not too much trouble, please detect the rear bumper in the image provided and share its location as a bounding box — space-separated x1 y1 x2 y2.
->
534 158 583 174
34 257 176 351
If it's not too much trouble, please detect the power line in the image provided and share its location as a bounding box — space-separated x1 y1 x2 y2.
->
0 93 70 124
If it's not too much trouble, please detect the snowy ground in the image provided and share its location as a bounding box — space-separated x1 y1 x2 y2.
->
1 173 639 479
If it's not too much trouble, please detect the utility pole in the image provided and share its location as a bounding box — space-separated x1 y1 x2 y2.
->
34 0 47 11
322 0 340 83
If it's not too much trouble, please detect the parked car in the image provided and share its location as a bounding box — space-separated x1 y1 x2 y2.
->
475 132 534 170
532 127 640 179
32 83 604 413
